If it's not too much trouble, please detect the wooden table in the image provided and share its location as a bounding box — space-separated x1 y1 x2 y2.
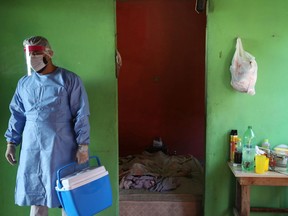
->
228 162 288 216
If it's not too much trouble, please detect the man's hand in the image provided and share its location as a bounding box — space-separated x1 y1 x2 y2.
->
76 144 89 164
5 144 17 165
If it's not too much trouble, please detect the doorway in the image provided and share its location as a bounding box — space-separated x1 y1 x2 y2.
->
116 0 206 161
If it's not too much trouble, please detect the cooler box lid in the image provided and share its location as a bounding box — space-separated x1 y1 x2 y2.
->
58 166 108 190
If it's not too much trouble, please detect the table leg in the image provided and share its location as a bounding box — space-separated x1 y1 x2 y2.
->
240 184 250 216
235 180 241 210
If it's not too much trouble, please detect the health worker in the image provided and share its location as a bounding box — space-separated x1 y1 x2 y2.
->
4 36 90 216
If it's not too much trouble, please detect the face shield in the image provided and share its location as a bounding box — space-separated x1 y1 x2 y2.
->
24 45 50 76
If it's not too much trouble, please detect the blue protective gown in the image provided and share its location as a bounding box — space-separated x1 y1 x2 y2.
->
4 67 90 208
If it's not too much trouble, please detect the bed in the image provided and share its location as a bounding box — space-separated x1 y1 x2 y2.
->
119 151 204 216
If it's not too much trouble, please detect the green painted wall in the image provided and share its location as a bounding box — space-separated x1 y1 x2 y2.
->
206 0 288 215
0 1 118 216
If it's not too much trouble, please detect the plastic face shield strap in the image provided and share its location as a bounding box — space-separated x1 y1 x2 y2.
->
24 45 46 76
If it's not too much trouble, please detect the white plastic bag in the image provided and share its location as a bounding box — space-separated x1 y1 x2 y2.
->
230 38 258 95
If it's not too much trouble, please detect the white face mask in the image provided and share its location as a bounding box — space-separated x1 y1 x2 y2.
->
30 54 47 72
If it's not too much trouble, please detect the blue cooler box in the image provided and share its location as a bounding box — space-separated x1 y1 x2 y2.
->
55 156 112 216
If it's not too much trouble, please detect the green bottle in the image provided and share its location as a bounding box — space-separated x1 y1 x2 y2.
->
242 126 255 171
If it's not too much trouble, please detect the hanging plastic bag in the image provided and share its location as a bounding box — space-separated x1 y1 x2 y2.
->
230 38 258 95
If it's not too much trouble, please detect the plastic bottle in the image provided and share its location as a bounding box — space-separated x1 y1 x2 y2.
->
229 130 238 162
242 126 256 171
261 139 270 149
234 137 242 164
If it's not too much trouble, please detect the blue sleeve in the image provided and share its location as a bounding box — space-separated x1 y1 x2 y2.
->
69 75 90 145
4 81 26 145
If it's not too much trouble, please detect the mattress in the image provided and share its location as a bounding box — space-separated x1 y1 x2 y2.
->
119 152 204 216
120 177 203 201
119 200 203 216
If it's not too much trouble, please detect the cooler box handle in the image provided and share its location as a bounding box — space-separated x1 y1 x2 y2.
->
56 156 101 189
